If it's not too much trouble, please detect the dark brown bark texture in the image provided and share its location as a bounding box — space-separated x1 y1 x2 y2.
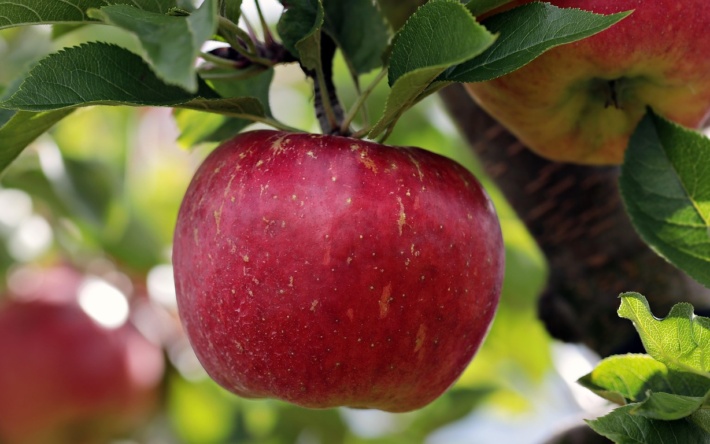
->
543 425 612 444
439 84 710 357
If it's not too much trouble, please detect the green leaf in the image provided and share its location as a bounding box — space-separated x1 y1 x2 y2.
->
465 0 514 17
0 109 13 127
322 0 390 75
386 0 496 85
588 404 710 444
206 68 273 116
175 68 274 146
618 293 710 376
277 0 325 71
579 354 710 406
441 2 631 83
0 43 211 110
619 111 710 288
88 0 218 93
0 43 266 121
179 96 265 118
175 0 195 10
369 0 495 139
0 0 176 30
61 157 118 226
0 110 74 175
580 297 710 442
174 109 231 147
51 24 86 39
218 0 242 22
632 391 710 421
691 410 710 434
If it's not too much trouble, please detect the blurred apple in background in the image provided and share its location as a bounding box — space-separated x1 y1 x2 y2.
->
465 0 710 164
0 266 165 444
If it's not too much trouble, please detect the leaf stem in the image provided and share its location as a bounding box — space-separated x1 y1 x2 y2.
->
340 68 387 135
195 109 302 133
254 0 274 46
377 123 395 144
217 17 274 67
196 66 266 80
305 34 346 135
199 51 240 68
217 17 250 50
241 13 259 44
247 115 304 133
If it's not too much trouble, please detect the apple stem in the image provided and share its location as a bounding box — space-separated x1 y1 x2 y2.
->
306 35 347 135
605 79 621 109
313 69 343 134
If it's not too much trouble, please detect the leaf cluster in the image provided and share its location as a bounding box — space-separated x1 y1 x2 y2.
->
0 0 626 173
580 293 710 443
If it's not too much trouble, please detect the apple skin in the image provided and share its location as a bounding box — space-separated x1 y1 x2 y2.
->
0 267 165 444
465 0 710 165
173 130 504 412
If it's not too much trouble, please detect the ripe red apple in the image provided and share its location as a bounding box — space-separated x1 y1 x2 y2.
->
0 267 165 444
173 130 504 412
465 0 710 164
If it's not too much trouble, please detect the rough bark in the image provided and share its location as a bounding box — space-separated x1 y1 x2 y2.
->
543 425 612 444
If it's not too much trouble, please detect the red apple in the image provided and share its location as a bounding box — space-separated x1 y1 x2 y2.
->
173 130 504 412
0 267 165 444
465 0 710 164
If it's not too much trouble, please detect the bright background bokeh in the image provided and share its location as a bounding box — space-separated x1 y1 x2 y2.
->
0 2 611 442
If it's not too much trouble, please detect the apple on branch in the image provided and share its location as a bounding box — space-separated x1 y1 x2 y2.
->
465 0 710 164
173 130 504 412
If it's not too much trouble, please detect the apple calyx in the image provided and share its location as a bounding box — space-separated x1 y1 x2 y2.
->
466 0 710 165
603 79 621 109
